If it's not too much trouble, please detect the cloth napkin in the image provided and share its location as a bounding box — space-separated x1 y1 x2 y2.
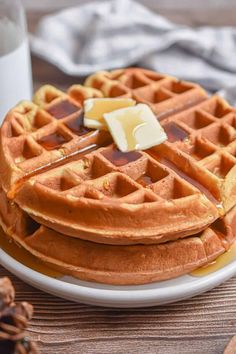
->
30 0 236 92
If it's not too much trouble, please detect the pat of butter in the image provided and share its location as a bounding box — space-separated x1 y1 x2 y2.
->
104 104 167 152
84 98 136 130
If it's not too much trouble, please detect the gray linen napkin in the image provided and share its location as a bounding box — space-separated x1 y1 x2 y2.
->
30 0 236 92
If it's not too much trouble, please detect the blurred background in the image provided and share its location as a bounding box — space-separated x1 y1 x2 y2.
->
22 0 236 92
23 0 236 26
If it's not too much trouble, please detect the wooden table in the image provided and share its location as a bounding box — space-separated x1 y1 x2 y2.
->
1 4 236 353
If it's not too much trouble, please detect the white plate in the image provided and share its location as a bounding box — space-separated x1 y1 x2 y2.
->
1 247 236 308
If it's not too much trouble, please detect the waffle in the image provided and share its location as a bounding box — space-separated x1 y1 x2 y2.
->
13 143 218 244
0 187 235 285
153 95 236 212
0 85 110 193
1 68 236 245
84 68 207 120
1 69 207 193
86 69 236 210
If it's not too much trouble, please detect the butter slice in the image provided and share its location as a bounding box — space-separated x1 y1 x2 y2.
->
84 98 136 130
104 104 167 152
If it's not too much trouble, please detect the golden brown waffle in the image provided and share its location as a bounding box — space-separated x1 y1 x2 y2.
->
84 68 207 119
0 85 110 193
153 95 236 212
0 187 235 285
1 68 236 245
13 144 218 244
2 68 206 195
33 84 103 107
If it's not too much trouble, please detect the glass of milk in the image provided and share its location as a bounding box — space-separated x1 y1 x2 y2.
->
0 0 32 123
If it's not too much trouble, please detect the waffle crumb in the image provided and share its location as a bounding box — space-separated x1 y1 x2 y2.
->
103 180 110 190
83 158 90 169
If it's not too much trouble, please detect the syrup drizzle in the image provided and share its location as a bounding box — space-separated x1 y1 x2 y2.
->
102 147 141 167
7 131 113 200
47 100 79 119
7 144 100 200
149 151 221 207
136 174 153 187
38 132 68 150
65 113 91 136
164 122 189 143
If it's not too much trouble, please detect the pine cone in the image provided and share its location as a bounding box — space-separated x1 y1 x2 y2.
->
0 278 15 311
0 277 38 354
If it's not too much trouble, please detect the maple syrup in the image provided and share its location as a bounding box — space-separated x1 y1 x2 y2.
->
136 174 153 187
0 228 62 278
149 152 221 206
7 131 113 200
116 112 147 151
65 113 91 136
38 132 68 150
47 100 79 119
7 142 105 200
191 243 236 277
164 122 189 143
102 147 141 167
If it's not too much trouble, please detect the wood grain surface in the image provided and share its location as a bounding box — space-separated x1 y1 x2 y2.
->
1 265 236 354
1 4 236 354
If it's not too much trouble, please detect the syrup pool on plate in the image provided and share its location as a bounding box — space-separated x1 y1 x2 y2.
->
0 227 62 278
191 243 236 277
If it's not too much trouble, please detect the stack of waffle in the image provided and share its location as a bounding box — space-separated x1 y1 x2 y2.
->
1 68 236 285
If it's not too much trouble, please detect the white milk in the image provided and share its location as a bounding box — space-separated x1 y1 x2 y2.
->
0 18 32 123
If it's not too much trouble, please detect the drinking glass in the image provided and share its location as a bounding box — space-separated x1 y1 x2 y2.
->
0 0 32 122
